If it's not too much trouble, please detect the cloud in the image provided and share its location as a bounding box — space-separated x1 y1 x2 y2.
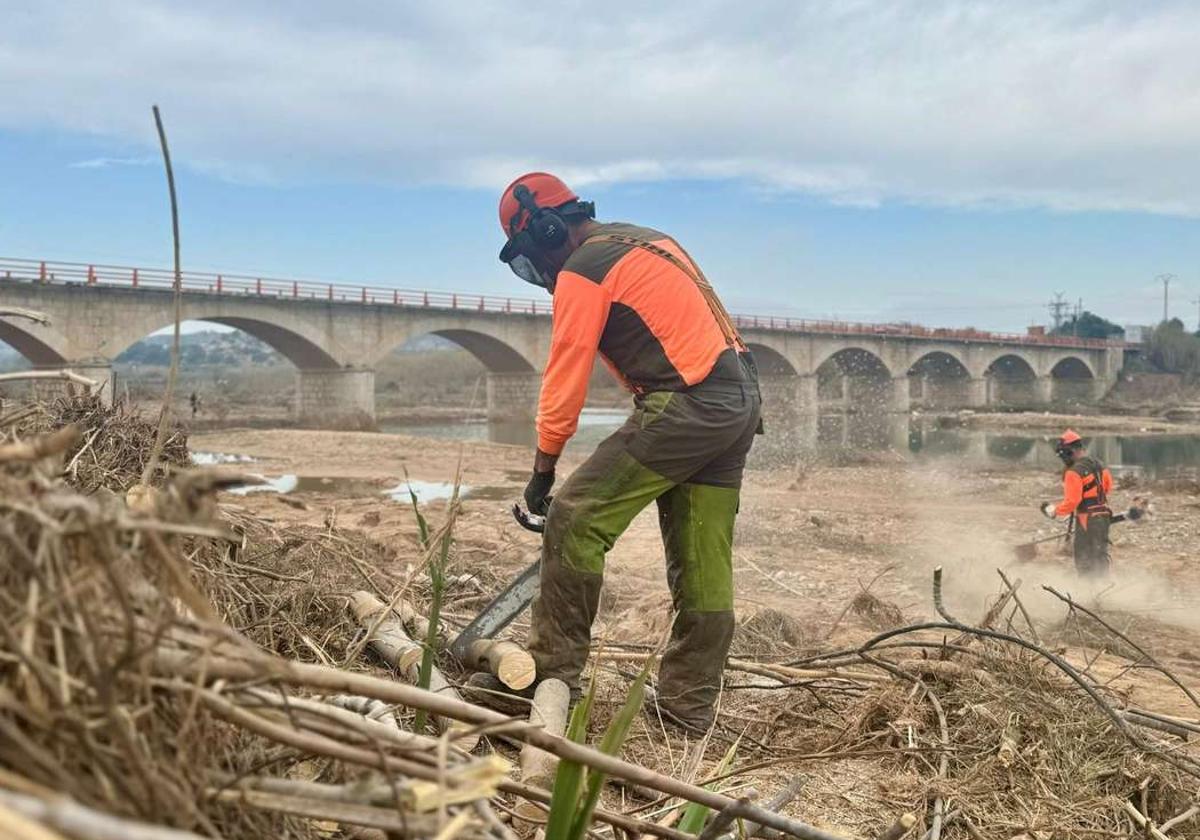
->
68 156 155 169
4 1 1200 213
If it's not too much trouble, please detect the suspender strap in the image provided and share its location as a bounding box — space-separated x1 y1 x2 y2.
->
1076 465 1109 513
583 232 747 352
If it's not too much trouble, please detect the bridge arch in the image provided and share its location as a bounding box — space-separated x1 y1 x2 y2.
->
816 347 892 410
815 346 892 378
109 313 342 370
985 353 1038 407
427 329 535 373
907 351 971 409
746 342 797 376
0 319 69 366
1049 355 1095 380
1050 355 1097 405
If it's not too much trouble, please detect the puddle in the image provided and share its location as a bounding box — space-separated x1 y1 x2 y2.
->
382 407 629 448
382 480 470 504
229 474 300 495
191 451 257 465
464 485 513 501
226 475 505 504
230 475 380 496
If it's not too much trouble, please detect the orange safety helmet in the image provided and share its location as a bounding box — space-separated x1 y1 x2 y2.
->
1055 429 1084 463
498 172 581 237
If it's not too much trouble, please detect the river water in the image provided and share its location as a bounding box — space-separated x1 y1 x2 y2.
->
384 409 1200 478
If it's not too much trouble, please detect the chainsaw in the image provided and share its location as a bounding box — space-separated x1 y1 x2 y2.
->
448 503 543 663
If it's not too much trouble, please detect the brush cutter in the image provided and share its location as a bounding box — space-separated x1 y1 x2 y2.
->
1013 496 1152 561
1013 529 1070 561
449 503 543 662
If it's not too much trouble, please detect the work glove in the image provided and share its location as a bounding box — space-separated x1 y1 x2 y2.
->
1039 502 1057 520
524 469 555 517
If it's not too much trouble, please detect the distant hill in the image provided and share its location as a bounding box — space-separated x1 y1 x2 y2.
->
116 330 285 368
0 329 462 372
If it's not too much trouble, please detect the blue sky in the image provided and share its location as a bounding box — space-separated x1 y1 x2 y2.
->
3 1 1199 334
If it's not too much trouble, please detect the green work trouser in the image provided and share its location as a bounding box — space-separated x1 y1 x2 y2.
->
527 374 761 729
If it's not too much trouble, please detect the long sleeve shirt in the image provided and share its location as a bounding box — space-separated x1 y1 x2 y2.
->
1055 456 1112 526
535 222 733 455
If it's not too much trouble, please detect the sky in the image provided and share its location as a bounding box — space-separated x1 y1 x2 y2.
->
2 0 1200 335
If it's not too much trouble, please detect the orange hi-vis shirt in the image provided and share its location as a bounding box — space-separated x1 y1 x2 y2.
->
536 223 735 456
1054 455 1113 528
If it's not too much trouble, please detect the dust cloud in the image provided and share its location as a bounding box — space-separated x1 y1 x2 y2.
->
900 461 1200 636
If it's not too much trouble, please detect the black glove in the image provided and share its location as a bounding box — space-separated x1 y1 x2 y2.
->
524 469 555 516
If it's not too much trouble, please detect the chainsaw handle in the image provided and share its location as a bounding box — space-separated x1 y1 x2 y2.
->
512 502 545 534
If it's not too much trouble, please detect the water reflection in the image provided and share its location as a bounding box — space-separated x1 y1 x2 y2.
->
383 408 630 449
382 408 1200 478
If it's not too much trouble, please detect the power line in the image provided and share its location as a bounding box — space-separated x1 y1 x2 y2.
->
1047 291 1069 329
1157 273 1176 323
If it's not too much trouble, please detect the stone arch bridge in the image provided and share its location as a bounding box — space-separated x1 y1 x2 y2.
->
0 259 1124 438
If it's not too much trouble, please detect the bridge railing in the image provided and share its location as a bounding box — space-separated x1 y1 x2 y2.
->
0 256 1124 350
0 257 551 315
730 314 1123 348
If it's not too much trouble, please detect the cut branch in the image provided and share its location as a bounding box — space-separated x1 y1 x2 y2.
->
154 649 857 840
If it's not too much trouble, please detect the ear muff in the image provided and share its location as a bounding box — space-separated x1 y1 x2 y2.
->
512 184 569 251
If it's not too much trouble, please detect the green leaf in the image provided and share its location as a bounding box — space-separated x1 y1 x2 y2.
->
677 739 740 834
543 676 597 840
568 656 653 837
402 468 430 550
411 471 455 731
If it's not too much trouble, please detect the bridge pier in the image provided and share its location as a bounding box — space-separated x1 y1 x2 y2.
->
1033 375 1054 406
754 374 818 463
891 376 911 413
966 377 989 409
296 368 375 430
888 414 911 454
30 363 115 406
486 372 540 422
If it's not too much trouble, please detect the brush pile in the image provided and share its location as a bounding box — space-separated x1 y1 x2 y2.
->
3 391 189 493
631 576 1200 838
4 403 1200 840
0 413 860 840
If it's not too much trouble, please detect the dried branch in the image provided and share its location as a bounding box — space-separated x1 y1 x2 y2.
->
0 789 207 840
1042 584 1200 711
141 104 184 488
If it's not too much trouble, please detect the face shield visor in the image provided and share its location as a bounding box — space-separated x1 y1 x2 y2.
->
499 235 557 293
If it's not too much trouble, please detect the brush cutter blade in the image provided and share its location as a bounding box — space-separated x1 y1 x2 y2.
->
1013 542 1038 561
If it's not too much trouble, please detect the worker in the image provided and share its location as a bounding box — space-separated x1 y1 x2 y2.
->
468 172 762 732
1040 429 1113 576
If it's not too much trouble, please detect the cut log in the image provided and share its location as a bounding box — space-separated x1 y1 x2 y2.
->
515 678 571 831
350 591 424 670
466 638 536 690
348 591 479 752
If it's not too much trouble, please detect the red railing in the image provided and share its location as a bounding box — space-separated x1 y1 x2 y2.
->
0 257 550 316
728 314 1123 349
0 257 1125 350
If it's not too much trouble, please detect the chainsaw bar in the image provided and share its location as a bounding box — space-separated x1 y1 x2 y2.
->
448 503 545 662
449 557 540 661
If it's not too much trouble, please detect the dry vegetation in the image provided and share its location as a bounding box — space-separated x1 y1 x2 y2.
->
2 397 1200 840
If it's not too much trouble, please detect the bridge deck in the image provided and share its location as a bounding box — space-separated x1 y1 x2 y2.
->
0 256 1123 350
